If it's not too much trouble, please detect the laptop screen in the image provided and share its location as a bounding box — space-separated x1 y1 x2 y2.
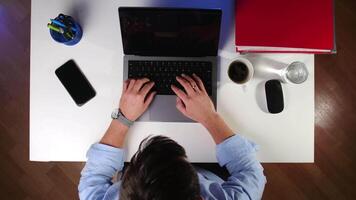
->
119 7 221 57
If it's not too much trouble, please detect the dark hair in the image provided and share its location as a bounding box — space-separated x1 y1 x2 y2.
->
120 136 200 200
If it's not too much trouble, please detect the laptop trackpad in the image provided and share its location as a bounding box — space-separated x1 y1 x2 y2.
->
150 96 193 122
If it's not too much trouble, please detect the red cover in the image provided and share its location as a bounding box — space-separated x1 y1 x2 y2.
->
235 0 334 52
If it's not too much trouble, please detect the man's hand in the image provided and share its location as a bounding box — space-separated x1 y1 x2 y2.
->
101 78 155 148
171 74 217 123
119 78 156 121
171 74 234 144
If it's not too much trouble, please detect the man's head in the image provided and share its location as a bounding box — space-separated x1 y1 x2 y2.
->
120 136 200 200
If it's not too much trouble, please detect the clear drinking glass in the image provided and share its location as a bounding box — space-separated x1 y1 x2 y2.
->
281 61 309 84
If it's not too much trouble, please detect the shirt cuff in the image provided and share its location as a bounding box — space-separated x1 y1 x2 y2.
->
87 143 125 172
216 134 259 167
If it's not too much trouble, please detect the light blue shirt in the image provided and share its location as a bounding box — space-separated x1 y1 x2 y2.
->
79 134 266 200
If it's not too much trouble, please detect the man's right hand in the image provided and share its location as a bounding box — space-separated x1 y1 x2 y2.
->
119 78 156 121
171 74 217 124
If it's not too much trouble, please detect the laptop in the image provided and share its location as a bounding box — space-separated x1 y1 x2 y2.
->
118 7 221 122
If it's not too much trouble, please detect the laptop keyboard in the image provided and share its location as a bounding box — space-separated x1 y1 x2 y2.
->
128 60 213 95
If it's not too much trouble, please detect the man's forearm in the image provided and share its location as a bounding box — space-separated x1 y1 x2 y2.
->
201 113 234 144
79 121 127 200
100 120 129 148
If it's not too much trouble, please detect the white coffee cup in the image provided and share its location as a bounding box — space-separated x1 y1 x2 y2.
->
228 58 254 84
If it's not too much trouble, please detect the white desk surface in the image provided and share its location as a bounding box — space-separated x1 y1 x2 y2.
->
30 0 314 162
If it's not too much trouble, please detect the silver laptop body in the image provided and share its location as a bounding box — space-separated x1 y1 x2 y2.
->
119 7 221 122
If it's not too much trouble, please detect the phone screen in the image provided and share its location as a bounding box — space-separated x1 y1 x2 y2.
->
55 60 96 106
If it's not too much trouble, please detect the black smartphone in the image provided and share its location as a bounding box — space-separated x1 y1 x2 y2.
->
55 60 96 106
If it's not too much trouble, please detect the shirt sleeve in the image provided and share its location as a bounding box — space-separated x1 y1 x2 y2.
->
78 143 124 200
216 134 267 200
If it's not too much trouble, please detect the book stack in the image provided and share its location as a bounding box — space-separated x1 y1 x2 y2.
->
235 0 335 53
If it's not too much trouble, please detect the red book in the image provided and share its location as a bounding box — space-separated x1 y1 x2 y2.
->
235 0 335 53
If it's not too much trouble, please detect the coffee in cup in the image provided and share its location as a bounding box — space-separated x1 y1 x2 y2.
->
228 58 254 84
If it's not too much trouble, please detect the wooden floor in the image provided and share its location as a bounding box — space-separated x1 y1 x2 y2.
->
1 0 356 199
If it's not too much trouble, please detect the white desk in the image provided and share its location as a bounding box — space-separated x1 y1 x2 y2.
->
30 0 314 162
